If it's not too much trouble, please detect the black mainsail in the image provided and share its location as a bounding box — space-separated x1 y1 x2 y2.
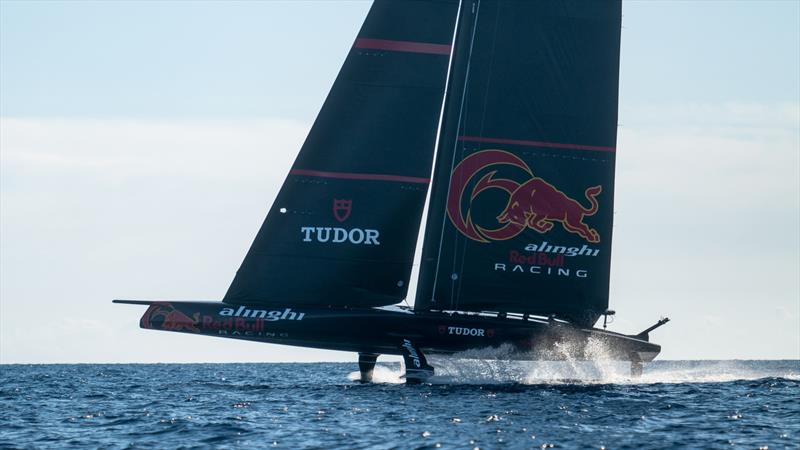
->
414 0 622 326
225 0 459 307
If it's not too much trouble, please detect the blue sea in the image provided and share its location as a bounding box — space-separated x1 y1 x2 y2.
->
1 360 798 449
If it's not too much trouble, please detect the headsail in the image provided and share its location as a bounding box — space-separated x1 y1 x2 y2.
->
225 0 459 307
415 0 622 326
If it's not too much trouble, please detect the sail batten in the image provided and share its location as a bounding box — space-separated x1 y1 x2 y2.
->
354 38 452 55
288 169 430 185
458 135 616 153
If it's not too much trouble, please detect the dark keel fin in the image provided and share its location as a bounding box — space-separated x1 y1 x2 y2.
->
399 339 434 384
357 353 379 383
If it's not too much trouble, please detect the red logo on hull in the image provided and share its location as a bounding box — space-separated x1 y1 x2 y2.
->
142 303 200 333
447 150 602 243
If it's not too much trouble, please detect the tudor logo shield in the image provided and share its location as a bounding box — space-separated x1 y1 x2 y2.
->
333 199 352 222
300 198 380 245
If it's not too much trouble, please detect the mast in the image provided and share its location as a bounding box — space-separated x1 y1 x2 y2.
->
415 0 623 327
225 0 460 307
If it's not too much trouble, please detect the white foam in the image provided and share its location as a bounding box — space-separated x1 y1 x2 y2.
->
347 364 405 384
425 358 800 385
345 342 798 385
348 360 799 385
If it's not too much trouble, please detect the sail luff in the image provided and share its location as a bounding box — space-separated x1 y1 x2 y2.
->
415 0 480 311
409 0 465 308
439 3 476 313
430 0 483 311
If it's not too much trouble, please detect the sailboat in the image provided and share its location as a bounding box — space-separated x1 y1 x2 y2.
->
115 0 668 382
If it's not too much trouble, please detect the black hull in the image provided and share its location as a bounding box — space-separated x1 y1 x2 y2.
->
118 301 660 364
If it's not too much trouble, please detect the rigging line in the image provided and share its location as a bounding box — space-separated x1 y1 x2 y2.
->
409 0 464 309
431 0 482 310
444 0 482 311
453 1 500 310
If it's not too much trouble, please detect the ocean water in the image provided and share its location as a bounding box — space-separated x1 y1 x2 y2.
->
0 360 798 449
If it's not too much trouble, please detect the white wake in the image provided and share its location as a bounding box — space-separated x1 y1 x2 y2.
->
347 343 799 385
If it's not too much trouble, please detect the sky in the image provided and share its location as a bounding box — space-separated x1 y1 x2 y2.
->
1 0 798 364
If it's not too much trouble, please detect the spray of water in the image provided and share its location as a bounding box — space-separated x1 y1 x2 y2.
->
348 340 799 385
429 353 800 385
346 364 405 384
428 340 633 384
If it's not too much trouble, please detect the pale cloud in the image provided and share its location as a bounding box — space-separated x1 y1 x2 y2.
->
612 102 799 359
1 118 308 179
0 117 339 364
1 107 798 362
622 102 799 130
618 102 799 207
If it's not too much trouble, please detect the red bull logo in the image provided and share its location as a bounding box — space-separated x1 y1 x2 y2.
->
447 149 602 243
141 303 200 333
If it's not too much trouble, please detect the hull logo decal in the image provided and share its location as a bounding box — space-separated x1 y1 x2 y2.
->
219 306 305 321
142 303 200 333
402 339 422 368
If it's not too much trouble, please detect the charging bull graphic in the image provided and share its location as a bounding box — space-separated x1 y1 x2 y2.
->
141 303 200 333
447 149 602 243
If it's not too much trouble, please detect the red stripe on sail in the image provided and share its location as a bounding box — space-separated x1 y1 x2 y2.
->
458 135 616 153
290 169 430 184
354 38 451 55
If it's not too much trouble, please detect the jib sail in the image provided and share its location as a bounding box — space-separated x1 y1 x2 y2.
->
225 0 459 307
414 0 622 326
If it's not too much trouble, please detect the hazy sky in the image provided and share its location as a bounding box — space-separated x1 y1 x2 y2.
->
1 0 798 363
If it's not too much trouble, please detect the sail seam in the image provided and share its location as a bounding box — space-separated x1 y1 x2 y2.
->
289 169 429 184
348 82 447 90
458 135 616 152
354 38 451 55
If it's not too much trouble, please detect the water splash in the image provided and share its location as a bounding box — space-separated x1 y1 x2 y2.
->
346 364 405 384
427 357 800 385
346 342 798 385
633 360 800 384
415 340 799 385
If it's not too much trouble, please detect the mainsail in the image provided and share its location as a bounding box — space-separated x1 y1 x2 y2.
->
225 0 459 307
415 0 622 326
